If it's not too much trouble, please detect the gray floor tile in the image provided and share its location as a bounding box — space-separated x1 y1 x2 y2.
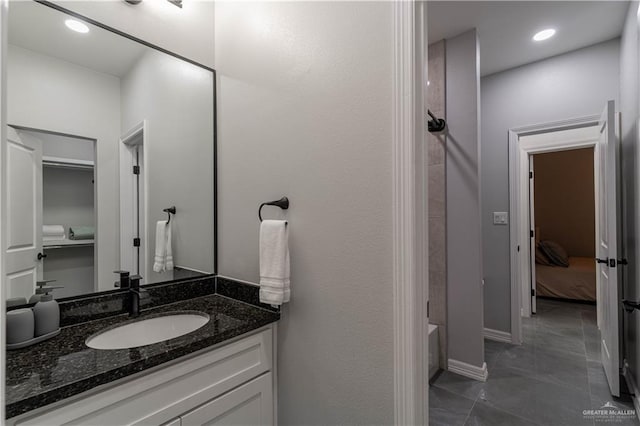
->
582 309 598 325
463 401 538 426
533 330 586 356
532 378 593 426
493 342 536 378
430 299 639 425
534 345 589 391
585 338 601 362
477 368 540 422
429 386 475 426
431 370 485 401
484 340 509 370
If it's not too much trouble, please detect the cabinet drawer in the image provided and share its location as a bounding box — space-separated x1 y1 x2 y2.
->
13 329 272 426
181 373 273 426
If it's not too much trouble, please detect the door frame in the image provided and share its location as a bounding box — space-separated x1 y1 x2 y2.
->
392 0 429 424
509 114 600 344
119 121 148 280
529 155 537 315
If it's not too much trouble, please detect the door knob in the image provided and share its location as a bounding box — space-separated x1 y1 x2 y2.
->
37 252 47 260
596 258 608 264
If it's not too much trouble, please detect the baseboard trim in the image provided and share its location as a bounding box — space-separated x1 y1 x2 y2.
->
483 328 512 343
622 360 640 422
448 359 488 382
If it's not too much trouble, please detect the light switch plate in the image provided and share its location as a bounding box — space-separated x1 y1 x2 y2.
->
493 212 508 225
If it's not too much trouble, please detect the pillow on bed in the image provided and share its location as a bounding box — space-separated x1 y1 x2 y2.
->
539 240 569 267
535 246 554 266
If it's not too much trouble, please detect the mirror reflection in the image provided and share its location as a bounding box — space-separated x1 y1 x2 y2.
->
5 2 215 301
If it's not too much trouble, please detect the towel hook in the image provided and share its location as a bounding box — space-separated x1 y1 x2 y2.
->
258 197 289 222
427 109 446 133
163 206 176 224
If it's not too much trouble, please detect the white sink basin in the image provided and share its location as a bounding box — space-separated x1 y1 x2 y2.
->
86 312 210 350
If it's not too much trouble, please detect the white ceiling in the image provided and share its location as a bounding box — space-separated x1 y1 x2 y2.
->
8 1 146 77
428 1 630 76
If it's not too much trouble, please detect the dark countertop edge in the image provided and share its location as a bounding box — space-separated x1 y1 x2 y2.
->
6 302 279 419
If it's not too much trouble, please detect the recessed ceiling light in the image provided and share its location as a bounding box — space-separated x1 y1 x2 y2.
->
532 29 556 42
65 19 90 34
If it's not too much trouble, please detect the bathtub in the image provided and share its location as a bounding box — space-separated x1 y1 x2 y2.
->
428 324 440 379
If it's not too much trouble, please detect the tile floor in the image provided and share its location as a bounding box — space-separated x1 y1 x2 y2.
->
430 298 639 426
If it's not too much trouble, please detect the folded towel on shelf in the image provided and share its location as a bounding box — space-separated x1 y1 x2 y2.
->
259 220 290 305
43 225 65 241
43 235 66 242
153 220 174 273
43 225 65 237
69 226 94 240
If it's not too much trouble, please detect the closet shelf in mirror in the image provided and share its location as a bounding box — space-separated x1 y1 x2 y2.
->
43 240 94 249
43 156 94 171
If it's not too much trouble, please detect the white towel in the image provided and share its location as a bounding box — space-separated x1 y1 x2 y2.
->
259 220 290 305
153 220 174 273
43 225 65 238
43 235 67 242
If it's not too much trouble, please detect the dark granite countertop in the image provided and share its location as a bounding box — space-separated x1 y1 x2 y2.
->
6 294 279 419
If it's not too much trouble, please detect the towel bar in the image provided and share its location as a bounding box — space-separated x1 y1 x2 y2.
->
258 197 289 222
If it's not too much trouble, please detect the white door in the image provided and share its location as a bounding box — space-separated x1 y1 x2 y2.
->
529 156 537 314
596 100 621 397
5 127 43 300
119 122 146 280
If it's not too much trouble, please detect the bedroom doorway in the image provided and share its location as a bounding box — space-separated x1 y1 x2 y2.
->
509 101 623 397
530 147 596 313
511 121 601 323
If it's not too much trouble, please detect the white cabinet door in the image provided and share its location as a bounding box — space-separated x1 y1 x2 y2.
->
181 373 273 426
5 127 43 299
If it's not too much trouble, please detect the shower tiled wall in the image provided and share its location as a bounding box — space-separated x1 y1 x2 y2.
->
428 40 447 368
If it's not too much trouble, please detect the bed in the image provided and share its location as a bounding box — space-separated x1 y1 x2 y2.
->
536 256 596 302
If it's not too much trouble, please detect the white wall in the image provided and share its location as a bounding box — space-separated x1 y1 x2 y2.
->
445 29 485 369
40 133 95 162
121 50 214 281
215 2 394 424
481 39 620 333
619 0 640 404
52 0 214 69
6 45 120 292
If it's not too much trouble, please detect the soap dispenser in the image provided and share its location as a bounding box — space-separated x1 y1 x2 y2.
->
29 279 58 304
33 285 62 337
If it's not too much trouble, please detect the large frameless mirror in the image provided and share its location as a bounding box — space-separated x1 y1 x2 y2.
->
4 1 216 301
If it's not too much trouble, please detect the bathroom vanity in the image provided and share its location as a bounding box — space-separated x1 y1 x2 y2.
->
5 277 280 425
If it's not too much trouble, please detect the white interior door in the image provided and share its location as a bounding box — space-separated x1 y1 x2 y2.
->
5 126 43 300
120 122 147 281
529 156 537 314
596 100 620 397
